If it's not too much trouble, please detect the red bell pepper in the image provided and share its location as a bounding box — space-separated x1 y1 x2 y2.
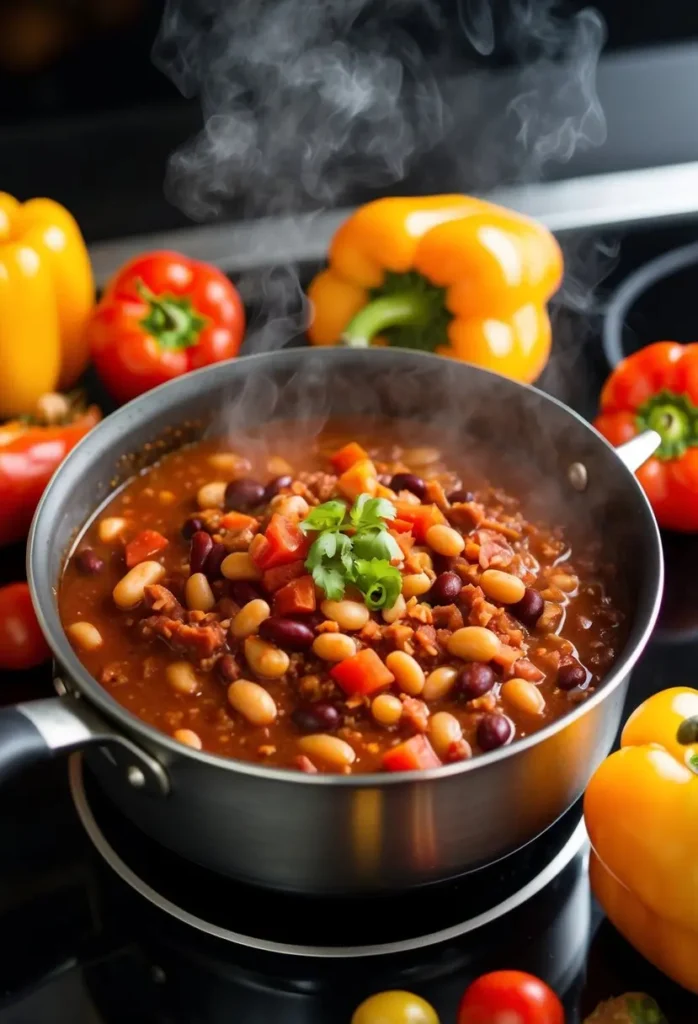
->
382 734 442 772
594 340 698 531
125 529 168 568
330 441 369 474
274 575 316 615
87 250 245 404
252 514 310 571
393 501 447 542
262 559 307 593
0 403 100 547
331 648 395 696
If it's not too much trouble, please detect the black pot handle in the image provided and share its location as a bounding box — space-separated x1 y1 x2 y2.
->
0 697 169 795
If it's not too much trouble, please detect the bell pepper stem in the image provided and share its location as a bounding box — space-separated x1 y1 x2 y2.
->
341 293 434 348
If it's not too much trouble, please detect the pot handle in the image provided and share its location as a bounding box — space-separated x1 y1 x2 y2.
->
614 429 662 473
0 695 169 796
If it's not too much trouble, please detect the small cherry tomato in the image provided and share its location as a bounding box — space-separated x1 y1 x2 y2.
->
0 582 51 671
351 989 440 1024
458 971 565 1024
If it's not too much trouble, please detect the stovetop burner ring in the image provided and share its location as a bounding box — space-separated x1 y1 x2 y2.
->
69 755 588 960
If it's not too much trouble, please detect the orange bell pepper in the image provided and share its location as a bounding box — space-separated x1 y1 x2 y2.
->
331 648 395 696
584 686 698 994
382 734 442 772
274 575 316 616
252 514 310 571
307 195 563 383
0 193 94 417
125 529 169 568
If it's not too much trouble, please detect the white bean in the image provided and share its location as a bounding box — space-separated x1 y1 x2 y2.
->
320 599 370 631
173 728 203 749
298 734 356 768
113 560 165 609
197 481 227 510
231 599 271 639
401 573 432 598
371 693 403 726
428 711 463 758
228 679 278 725
244 636 289 678
166 661 200 696
385 650 425 696
447 626 500 662
221 552 262 581
312 633 356 662
185 572 216 612
382 593 406 624
66 621 103 651
422 666 459 701
426 524 465 557
98 516 128 544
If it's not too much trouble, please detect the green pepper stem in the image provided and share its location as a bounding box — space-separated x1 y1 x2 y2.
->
341 292 435 348
137 280 207 351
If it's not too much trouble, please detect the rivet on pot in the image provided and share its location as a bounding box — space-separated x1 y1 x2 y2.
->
127 765 146 788
568 462 588 492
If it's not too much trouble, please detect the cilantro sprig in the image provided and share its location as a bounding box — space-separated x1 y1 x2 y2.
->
301 494 403 607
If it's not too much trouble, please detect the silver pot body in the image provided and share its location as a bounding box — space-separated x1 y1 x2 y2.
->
27 348 663 894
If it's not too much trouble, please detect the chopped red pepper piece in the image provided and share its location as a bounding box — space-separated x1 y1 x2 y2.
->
125 529 168 568
331 648 395 696
382 734 442 772
252 514 310 570
220 511 258 532
393 501 447 542
274 575 317 615
262 559 306 593
336 458 378 501
330 441 369 474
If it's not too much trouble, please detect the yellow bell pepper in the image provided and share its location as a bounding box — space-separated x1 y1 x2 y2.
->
0 193 94 418
306 195 563 383
584 686 698 994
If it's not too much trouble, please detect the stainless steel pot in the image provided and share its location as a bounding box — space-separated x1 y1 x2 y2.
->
0 348 663 894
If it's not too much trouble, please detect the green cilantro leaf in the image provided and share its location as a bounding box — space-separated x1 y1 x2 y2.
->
352 526 402 563
353 558 403 610
299 500 347 535
350 495 396 530
690 753 698 774
311 562 346 601
301 492 400 608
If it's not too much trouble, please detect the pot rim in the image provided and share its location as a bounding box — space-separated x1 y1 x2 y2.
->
28 348 664 788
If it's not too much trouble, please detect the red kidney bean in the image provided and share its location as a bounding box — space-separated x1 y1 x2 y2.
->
477 713 513 751
182 516 205 540
203 541 226 580
292 702 342 733
190 531 213 575
389 472 426 500
459 662 495 699
429 571 462 605
75 548 104 575
228 581 262 606
447 487 474 503
511 587 544 629
557 657 587 691
264 475 293 502
224 479 266 512
259 616 315 651
217 654 241 684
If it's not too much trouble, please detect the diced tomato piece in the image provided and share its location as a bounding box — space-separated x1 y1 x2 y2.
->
262 559 306 593
274 575 316 615
391 518 414 534
390 528 414 558
331 648 394 696
393 501 447 543
382 734 442 772
337 458 378 501
330 441 369 474
252 514 310 570
375 483 398 500
220 511 258 532
125 529 168 568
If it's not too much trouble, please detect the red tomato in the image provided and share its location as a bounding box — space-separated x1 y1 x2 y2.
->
0 583 51 671
458 971 565 1024
88 250 245 404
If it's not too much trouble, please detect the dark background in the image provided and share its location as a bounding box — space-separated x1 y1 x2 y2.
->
2 0 698 242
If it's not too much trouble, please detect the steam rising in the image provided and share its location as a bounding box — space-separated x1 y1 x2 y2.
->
153 0 447 221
